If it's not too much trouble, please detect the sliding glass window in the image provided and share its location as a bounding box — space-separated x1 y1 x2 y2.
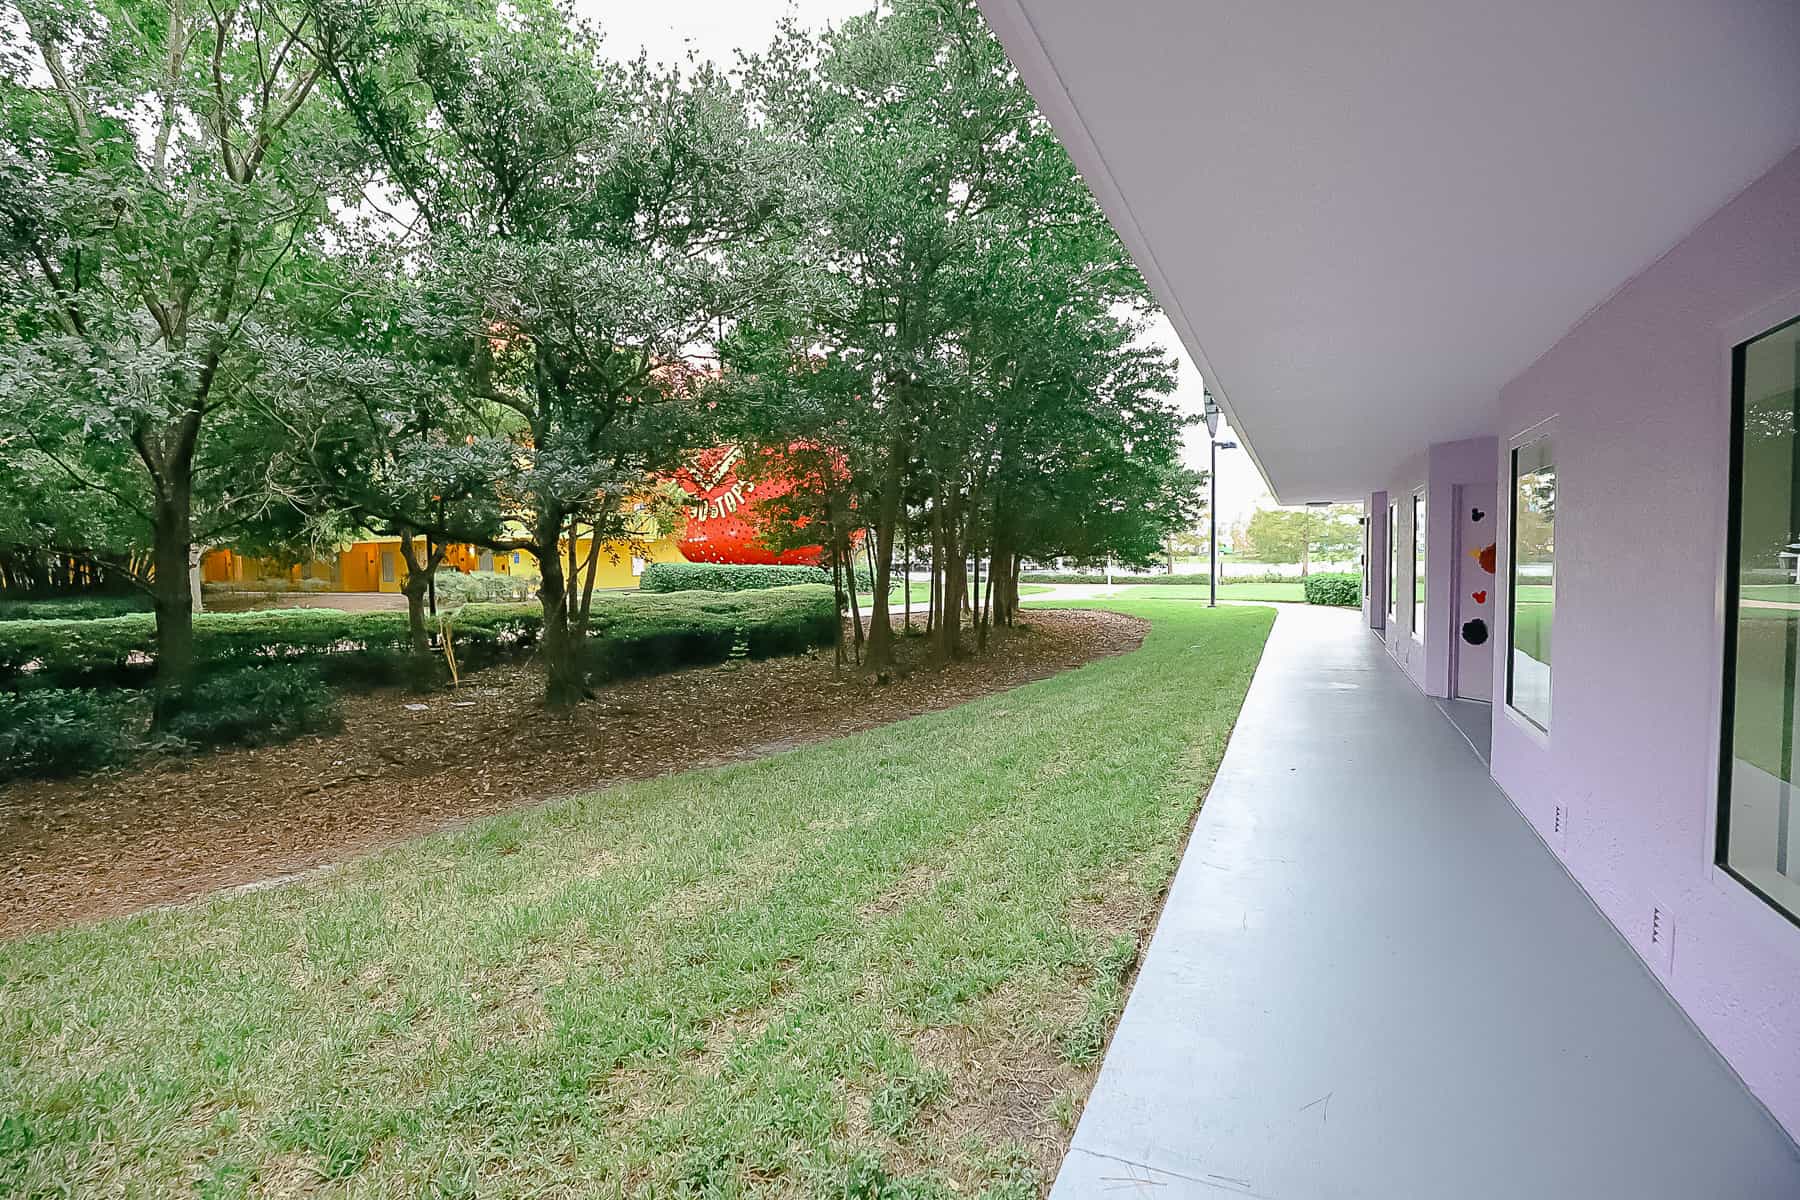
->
1412 493 1426 641
1507 438 1555 730
1721 315 1800 925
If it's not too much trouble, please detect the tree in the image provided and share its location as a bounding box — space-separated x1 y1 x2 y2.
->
1242 504 1361 575
306 0 803 705
0 0 345 711
732 0 1192 668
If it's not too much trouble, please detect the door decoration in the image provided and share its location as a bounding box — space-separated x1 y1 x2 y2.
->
1462 539 1497 646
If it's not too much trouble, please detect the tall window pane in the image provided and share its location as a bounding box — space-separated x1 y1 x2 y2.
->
1722 316 1800 924
1508 439 1555 730
1412 494 1426 640
1387 504 1397 621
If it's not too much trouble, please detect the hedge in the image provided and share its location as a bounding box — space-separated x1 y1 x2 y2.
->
0 586 836 687
0 594 152 622
1301 572 1362 607
641 562 829 593
586 585 836 680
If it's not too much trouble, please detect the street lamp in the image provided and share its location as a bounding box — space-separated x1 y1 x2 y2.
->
1202 388 1238 609
1209 436 1238 607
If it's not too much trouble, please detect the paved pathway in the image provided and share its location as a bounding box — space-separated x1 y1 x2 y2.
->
1052 604 1800 1199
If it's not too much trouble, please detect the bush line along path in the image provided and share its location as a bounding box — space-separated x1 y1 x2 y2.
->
0 600 1275 1199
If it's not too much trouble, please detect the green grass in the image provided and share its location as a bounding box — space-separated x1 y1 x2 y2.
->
1042 581 1306 603
0 598 1274 1199
1731 609 1800 777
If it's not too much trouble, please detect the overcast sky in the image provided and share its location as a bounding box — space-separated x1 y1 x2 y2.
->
571 0 1270 534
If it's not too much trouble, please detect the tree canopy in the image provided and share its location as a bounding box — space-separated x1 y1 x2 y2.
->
0 0 1202 703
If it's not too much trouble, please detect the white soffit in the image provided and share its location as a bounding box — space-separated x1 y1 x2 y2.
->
979 0 1800 501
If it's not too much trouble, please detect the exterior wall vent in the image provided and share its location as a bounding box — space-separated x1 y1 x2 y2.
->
1649 903 1675 977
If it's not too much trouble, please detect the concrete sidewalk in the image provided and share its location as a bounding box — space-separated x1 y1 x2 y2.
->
1051 605 1800 1198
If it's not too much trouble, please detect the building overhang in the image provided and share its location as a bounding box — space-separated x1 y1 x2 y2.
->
979 0 1800 502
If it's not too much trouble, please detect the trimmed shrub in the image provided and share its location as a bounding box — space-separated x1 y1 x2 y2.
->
0 595 152 622
161 664 343 748
0 688 142 780
1302 572 1361 607
641 562 829 593
202 578 334 594
0 591 834 689
586 585 837 681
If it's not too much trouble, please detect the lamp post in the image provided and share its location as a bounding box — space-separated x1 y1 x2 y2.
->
1202 387 1238 609
1209 436 1238 607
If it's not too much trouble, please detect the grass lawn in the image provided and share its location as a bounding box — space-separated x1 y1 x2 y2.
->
1065 582 1308 603
0 599 1274 1199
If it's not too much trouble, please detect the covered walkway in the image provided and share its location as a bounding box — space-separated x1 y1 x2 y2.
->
1053 605 1800 1198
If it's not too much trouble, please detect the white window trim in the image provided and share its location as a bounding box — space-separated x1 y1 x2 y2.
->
1503 415 1558 742
1411 489 1427 646
1706 290 1800 933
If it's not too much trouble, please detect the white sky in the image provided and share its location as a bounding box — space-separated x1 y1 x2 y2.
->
574 0 1270 532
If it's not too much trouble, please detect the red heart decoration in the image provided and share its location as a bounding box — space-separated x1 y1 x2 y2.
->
1472 590 1488 604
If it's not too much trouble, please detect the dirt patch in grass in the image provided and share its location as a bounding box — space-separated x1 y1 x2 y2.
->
0 610 1144 938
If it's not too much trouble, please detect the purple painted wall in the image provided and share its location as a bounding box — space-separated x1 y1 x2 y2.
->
1490 147 1800 1138
1381 441 1497 698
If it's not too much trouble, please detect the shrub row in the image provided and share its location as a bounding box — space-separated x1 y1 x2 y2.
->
1301 572 1362 607
0 594 152 622
586 585 837 680
641 562 829 593
0 586 836 688
161 665 343 748
0 589 836 781
642 561 882 594
0 688 140 780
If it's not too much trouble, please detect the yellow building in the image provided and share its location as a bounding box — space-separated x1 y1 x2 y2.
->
202 535 686 595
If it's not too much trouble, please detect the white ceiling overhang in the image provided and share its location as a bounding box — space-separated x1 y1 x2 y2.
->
979 0 1800 501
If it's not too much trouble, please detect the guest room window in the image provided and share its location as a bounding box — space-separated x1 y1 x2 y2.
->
1720 314 1800 926
1507 438 1555 732
1387 504 1397 622
1412 492 1426 641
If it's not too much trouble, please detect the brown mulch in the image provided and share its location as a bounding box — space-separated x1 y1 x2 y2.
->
0 610 1145 939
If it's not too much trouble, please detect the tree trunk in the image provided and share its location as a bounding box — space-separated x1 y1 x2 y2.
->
934 496 962 664
537 514 585 709
149 488 195 722
864 445 905 670
829 535 846 673
902 521 914 634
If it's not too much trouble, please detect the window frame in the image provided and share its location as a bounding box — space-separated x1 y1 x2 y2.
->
1504 436 1555 734
1387 503 1397 622
1411 490 1426 644
1716 312 1800 931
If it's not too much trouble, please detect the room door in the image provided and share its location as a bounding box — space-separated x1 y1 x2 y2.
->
1452 484 1496 701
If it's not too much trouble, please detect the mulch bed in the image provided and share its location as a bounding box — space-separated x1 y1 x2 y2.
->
0 610 1144 938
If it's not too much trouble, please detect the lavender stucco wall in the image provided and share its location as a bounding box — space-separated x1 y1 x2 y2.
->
1383 441 1497 697
1490 147 1800 1138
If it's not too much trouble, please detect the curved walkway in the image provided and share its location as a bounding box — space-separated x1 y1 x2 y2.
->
1052 604 1800 1199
